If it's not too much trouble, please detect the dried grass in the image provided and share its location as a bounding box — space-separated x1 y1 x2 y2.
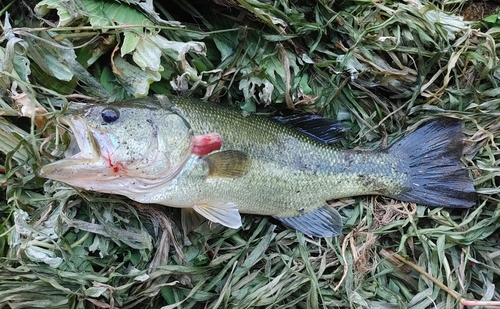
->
1 0 500 308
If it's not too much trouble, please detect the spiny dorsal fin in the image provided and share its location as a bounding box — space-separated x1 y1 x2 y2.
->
204 150 250 178
275 205 343 237
273 114 348 145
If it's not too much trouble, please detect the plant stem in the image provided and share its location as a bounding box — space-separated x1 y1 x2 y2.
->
384 249 500 307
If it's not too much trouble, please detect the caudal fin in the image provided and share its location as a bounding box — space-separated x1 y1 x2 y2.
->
389 118 476 208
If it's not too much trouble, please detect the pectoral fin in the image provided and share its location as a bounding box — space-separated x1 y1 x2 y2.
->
204 150 250 178
275 205 343 237
181 208 206 236
192 203 242 229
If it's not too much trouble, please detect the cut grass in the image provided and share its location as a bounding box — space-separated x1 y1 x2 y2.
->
1 0 500 308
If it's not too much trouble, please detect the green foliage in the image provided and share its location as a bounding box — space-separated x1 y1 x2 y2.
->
1 0 500 308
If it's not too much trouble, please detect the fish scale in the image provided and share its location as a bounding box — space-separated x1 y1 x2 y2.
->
165 97 408 211
37 95 476 237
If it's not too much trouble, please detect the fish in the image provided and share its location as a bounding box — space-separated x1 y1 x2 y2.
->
37 95 477 237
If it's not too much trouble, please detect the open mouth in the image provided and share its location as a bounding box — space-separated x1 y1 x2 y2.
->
36 115 103 181
62 121 81 158
60 116 101 160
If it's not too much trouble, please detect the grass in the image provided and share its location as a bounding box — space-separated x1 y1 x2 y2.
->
1 0 500 308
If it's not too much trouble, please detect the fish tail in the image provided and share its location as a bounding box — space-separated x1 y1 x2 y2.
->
389 118 476 208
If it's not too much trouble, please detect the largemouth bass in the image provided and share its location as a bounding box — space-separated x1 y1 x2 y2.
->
37 95 476 237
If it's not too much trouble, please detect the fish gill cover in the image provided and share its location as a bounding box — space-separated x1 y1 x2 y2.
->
0 0 499 308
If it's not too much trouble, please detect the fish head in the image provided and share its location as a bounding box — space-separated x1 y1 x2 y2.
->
38 100 193 195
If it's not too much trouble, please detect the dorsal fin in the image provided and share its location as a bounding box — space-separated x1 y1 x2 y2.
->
273 114 348 145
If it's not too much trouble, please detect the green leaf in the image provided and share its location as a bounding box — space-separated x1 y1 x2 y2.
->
34 0 83 27
483 14 499 24
112 55 161 97
121 32 141 57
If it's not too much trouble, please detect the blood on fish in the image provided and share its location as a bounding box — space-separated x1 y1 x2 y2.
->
105 154 125 174
192 133 223 156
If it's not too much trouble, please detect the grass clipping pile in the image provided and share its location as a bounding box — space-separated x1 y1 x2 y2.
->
1 0 500 308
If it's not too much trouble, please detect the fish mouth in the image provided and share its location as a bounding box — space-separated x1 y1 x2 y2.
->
37 115 108 182
61 116 101 159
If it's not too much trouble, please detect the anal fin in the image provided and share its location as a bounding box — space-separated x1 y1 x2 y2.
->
275 205 343 237
192 203 242 229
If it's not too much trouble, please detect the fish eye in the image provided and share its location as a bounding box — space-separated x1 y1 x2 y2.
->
101 107 120 124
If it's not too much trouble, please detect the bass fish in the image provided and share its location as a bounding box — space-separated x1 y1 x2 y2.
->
37 95 476 237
